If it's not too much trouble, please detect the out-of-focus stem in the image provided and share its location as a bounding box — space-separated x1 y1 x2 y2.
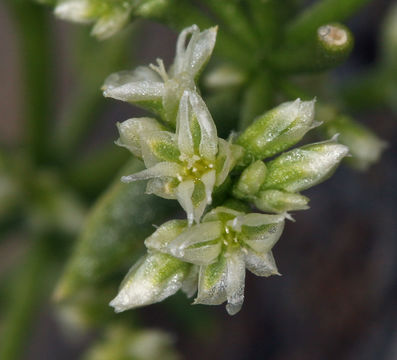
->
6 0 53 164
285 0 371 42
0 233 52 360
157 0 256 68
65 144 129 198
238 72 274 131
54 27 134 163
201 0 260 49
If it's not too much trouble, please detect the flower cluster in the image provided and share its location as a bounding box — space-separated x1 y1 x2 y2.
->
111 205 285 315
106 25 349 315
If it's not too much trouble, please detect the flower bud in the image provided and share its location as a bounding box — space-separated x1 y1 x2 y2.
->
324 115 387 171
109 252 191 312
116 117 164 158
237 99 317 160
261 139 349 193
254 189 309 213
233 160 267 199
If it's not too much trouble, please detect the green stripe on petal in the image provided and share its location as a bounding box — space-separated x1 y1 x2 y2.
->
168 221 223 265
145 219 188 252
195 254 227 306
262 139 349 193
143 131 181 163
110 252 191 312
225 250 246 316
240 221 284 254
254 189 310 213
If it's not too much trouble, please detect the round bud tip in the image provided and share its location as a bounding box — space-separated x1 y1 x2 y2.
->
318 24 349 47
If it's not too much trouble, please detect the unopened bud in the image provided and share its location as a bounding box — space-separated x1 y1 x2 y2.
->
116 117 164 158
254 189 309 213
237 99 317 160
109 252 191 313
233 160 267 199
261 139 349 193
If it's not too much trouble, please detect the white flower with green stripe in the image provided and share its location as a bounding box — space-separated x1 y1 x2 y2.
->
118 90 244 225
102 25 217 126
143 206 286 315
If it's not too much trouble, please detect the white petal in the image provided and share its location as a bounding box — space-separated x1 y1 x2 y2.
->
103 67 161 91
189 91 218 161
55 0 91 23
109 253 190 312
146 178 177 200
245 249 279 277
193 196 208 225
202 206 243 223
181 265 199 298
201 170 216 204
229 213 285 232
91 11 130 40
188 26 218 77
116 117 163 158
140 131 178 168
168 221 223 264
103 80 164 103
225 250 246 315
240 220 285 254
121 162 182 183
174 243 222 266
173 25 199 76
176 91 195 157
144 219 187 252
195 255 228 306
176 180 195 226
215 139 233 186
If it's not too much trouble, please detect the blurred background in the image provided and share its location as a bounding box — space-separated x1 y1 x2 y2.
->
0 0 396 359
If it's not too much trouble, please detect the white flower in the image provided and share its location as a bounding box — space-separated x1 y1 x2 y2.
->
145 206 286 315
120 90 244 225
55 0 131 40
103 25 218 125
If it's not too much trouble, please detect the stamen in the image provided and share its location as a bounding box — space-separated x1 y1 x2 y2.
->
149 58 169 82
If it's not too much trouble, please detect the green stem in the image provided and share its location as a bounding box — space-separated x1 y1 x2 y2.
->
158 0 256 68
54 27 134 162
65 144 129 198
201 0 260 49
285 0 371 43
0 233 53 360
7 0 53 164
238 72 274 131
